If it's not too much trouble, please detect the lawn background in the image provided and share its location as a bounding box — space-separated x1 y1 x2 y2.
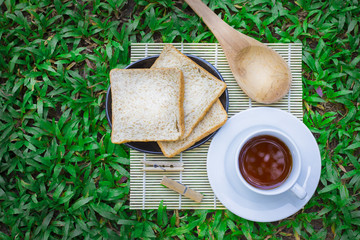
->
0 0 359 239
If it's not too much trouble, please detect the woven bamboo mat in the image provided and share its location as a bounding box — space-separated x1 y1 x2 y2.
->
129 43 303 210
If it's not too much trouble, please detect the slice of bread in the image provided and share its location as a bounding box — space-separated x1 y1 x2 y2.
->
151 44 227 139
158 100 227 158
110 68 185 144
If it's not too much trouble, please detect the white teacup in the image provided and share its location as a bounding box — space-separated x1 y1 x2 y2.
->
235 129 307 199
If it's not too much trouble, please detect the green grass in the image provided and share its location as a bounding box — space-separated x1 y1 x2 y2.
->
0 0 359 239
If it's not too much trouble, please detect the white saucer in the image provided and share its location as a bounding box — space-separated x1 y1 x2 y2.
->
207 107 321 222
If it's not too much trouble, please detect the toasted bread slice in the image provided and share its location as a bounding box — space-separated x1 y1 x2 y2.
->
158 100 227 158
151 44 227 139
110 68 185 144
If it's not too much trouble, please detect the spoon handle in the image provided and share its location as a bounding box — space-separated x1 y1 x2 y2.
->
184 0 232 37
184 0 254 50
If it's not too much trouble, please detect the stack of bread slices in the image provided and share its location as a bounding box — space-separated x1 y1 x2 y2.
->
110 44 227 158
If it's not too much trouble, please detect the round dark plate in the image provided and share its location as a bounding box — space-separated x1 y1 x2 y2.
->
106 54 229 154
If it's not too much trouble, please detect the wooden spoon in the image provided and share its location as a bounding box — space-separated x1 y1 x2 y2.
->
184 0 291 104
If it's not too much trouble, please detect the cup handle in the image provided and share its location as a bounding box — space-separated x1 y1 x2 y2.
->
290 183 307 200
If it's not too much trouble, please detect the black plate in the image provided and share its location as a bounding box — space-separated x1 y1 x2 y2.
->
106 54 229 154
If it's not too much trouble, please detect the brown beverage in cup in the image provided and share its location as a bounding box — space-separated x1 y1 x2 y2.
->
238 134 293 190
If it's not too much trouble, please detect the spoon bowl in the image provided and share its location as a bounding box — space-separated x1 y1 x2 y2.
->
184 0 291 104
233 46 291 103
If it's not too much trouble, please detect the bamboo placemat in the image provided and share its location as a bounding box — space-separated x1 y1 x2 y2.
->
129 43 303 210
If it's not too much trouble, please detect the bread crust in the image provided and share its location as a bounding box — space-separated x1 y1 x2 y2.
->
152 44 227 139
177 69 185 138
158 100 227 158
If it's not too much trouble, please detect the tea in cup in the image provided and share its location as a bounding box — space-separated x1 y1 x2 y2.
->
235 129 307 199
